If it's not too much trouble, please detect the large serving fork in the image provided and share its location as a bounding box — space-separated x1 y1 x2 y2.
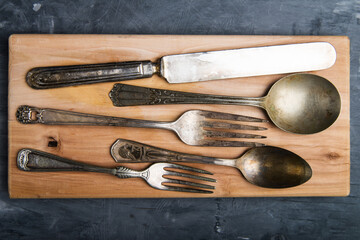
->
17 148 216 193
16 105 267 147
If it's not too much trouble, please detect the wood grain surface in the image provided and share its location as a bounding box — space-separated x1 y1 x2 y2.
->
8 34 350 198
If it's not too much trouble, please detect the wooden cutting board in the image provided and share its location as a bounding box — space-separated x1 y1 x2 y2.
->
8 34 350 198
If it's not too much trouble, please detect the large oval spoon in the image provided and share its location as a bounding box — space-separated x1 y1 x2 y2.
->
111 139 312 188
110 73 341 134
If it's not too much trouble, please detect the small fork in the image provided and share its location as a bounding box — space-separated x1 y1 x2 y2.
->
16 105 267 147
17 148 216 194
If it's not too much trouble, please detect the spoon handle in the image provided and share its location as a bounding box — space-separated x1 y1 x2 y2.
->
111 139 236 167
109 84 264 107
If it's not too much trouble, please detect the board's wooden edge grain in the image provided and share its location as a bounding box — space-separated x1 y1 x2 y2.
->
8 34 16 198
343 35 351 197
329 35 350 197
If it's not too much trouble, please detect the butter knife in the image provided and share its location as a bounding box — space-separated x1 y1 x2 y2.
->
26 42 336 89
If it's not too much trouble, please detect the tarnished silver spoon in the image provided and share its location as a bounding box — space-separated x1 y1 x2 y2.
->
111 139 312 188
110 73 341 134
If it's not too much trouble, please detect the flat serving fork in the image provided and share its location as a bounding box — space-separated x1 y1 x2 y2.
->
17 148 216 194
16 105 267 147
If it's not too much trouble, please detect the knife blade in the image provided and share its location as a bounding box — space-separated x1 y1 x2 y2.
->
26 42 336 89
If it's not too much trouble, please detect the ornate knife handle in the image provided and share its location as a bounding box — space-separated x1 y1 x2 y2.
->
109 84 263 107
26 61 157 89
111 139 221 164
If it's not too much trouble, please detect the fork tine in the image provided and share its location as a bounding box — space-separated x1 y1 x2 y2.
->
161 163 216 192
204 130 266 139
203 121 267 131
163 186 214 194
198 139 266 147
164 163 214 175
200 110 268 122
164 170 216 183
164 178 215 190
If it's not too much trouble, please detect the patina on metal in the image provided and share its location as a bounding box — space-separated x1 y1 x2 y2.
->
16 106 267 147
17 148 216 194
111 139 312 189
26 42 336 89
26 61 157 89
109 73 341 135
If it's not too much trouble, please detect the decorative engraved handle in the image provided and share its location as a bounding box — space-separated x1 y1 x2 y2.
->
16 105 173 129
17 148 114 174
26 61 157 89
17 148 145 179
109 84 265 107
111 139 236 167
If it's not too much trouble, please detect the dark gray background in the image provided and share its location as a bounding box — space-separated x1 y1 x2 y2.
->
1 1 359 239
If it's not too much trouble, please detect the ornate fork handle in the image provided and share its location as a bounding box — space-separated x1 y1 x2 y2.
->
16 105 172 129
111 139 235 167
17 148 147 179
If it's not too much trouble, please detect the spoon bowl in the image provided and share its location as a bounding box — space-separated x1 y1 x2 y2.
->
237 146 312 188
264 74 341 134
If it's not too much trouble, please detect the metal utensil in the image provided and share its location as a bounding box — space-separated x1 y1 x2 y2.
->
111 139 312 188
26 42 336 89
110 73 341 134
17 148 216 194
16 106 267 147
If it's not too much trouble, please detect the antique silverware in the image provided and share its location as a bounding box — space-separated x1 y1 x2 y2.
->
110 73 341 134
17 148 216 194
16 106 267 147
111 139 312 188
26 42 336 89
